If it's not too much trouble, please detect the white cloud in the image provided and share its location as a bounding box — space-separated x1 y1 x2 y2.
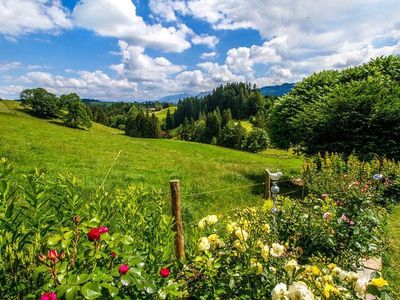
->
19 70 137 99
72 0 191 53
0 61 21 72
148 0 187 22
0 0 72 36
110 40 185 82
200 51 218 59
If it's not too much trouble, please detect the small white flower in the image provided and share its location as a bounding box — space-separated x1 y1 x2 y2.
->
288 282 314 300
271 283 288 300
234 228 249 241
270 243 285 257
198 237 210 251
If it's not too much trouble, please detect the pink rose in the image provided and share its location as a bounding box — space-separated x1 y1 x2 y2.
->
41 292 57 300
119 264 129 275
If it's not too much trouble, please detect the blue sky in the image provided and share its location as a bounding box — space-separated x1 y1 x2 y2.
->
0 0 399 101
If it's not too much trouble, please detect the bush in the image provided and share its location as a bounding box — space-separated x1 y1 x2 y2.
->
269 55 400 160
242 127 269 153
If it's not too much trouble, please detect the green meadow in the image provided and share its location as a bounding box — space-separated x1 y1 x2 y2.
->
0 100 303 219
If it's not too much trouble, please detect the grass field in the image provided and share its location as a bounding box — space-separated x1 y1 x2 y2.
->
384 206 400 299
0 100 303 220
155 106 177 121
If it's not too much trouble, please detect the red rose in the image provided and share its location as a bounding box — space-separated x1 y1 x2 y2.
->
119 264 129 275
159 268 170 278
87 228 101 241
98 226 109 234
110 252 116 258
47 249 58 263
41 292 57 300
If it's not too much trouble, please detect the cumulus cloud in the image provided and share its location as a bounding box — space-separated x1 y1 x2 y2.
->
18 70 137 99
200 51 218 59
0 0 72 36
162 0 400 85
0 61 22 72
72 0 191 53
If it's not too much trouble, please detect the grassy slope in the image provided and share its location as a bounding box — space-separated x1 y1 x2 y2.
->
0 100 302 219
384 206 400 299
155 106 177 121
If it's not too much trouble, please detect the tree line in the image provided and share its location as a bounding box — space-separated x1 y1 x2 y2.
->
20 88 91 129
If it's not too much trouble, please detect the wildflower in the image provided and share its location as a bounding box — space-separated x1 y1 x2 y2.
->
340 214 349 223
355 275 369 297
159 268 170 278
98 226 109 234
87 228 101 241
262 223 271 233
119 264 129 275
321 194 329 200
270 243 285 257
271 283 288 300
233 240 248 252
198 215 218 230
234 228 249 241
323 212 332 221
208 234 225 249
47 249 58 263
255 239 263 248
324 283 339 298
38 253 47 262
349 220 355 226
41 292 57 300
226 222 236 234
261 244 270 261
198 237 211 252
370 277 388 287
284 259 298 275
250 258 263 275
288 281 314 300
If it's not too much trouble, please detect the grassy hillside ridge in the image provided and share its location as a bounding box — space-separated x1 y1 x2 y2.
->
155 106 177 121
0 100 302 218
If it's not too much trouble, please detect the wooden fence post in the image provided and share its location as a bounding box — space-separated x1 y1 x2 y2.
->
265 170 271 199
170 180 185 260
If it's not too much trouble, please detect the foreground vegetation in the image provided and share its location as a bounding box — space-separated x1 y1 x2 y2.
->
0 100 302 218
0 153 397 299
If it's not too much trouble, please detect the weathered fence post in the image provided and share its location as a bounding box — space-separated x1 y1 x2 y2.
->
170 180 185 260
265 169 271 199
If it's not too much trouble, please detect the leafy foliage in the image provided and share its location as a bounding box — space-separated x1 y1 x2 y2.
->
61 93 92 129
269 55 400 160
20 88 60 118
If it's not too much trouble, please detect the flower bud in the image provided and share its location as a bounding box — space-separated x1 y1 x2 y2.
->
119 264 129 275
41 292 57 300
159 268 170 278
38 253 47 262
98 226 109 234
72 215 80 225
47 249 58 263
87 228 101 241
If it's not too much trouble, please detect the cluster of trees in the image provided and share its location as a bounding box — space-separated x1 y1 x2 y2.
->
20 88 91 129
163 83 274 153
269 55 400 160
125 110 160 138
177 108 269 153
172 83 274 128
85 101 168 130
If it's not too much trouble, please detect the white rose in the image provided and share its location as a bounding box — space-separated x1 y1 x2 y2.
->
270 243 285 257
288 282 314 300
271 283 288 300
198 237 210 252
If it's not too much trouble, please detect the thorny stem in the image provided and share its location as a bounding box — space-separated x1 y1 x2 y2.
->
71 222 79 268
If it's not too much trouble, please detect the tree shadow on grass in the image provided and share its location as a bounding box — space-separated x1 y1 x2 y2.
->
48 120 88 131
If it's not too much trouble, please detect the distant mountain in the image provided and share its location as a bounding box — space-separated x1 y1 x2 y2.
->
196 91 211 98
158 93 195 103
260 83 295 97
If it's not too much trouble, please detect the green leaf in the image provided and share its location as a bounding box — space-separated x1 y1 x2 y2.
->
65 286 80 300
81 281 102 299
102 283 119 297
47 235 62 246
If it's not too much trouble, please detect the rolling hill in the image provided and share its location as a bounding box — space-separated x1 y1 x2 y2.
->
0 100 302 219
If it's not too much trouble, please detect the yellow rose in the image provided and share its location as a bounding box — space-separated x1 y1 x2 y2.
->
324 283 339 299
250 258 263 275
262 223 271 233
198 237 210 252
198 215 218 230
270 243 285 257
370 277 388 288
235 228 249 241
233 240 248 252
260 244 270 261
226 222 236 234
284 259 298 275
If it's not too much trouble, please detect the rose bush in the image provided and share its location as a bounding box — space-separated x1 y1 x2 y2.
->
0 156 395 299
